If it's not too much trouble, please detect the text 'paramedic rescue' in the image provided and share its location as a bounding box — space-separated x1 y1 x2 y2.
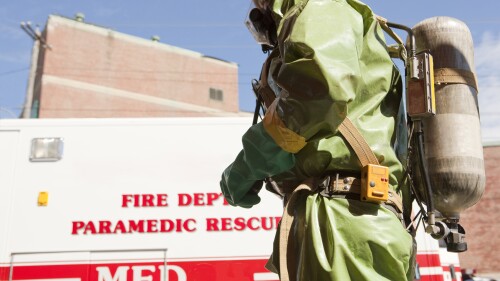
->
71 193 281 234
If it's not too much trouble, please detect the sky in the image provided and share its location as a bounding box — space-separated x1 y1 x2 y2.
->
0 0 499 141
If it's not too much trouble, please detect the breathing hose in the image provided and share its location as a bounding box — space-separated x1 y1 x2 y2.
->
415 123 435 215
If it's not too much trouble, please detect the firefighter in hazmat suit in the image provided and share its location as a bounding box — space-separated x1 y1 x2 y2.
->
220 0 416 280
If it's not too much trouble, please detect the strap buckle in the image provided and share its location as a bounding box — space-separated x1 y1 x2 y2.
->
319 173 360 198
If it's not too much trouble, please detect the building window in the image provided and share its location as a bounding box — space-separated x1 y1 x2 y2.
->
209 88 223 101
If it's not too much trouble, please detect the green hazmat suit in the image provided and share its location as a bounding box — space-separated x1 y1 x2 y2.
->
220 0 416 280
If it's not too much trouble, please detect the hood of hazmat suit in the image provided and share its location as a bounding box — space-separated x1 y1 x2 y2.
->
220 0 416 280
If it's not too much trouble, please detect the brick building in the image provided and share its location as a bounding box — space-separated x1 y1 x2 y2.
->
23 15 243 118
459 144 500 279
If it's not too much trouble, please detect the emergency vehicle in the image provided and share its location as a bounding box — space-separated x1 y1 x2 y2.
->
0 117 461 281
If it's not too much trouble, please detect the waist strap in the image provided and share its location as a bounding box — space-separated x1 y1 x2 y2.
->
318 174 403 214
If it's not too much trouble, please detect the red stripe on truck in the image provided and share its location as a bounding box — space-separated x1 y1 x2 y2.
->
417 253 442 267
0 253 458 281
1 259 275 281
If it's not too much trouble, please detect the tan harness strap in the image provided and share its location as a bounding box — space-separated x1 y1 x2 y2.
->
376 15 405 46
387 190 403 214
338 117 380 167
256 49 280 109
279 180 315 281
375 15 407 60
337 118 404 212
434 67 479 92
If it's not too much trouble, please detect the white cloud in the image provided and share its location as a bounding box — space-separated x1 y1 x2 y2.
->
475 32 500 142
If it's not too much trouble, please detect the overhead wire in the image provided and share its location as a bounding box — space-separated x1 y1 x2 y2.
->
0 67 30 77
23 107 246 113
108 23 243 28
37 65 258 75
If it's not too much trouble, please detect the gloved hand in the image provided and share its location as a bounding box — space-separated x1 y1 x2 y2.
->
220 122 295 208
220 175 263 208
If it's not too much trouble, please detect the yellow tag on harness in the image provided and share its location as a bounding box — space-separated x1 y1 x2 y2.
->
361 164 389 204
263 99 307 154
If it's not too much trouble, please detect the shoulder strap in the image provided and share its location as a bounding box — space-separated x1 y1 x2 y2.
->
338 117 380 166
375 15 407 61
254 49 280 110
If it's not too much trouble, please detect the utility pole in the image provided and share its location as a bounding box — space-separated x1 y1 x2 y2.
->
20 21 50 119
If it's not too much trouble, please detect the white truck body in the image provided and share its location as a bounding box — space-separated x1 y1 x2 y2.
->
0 117 460 281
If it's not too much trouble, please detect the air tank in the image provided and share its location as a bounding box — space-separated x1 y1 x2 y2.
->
412 17 485 219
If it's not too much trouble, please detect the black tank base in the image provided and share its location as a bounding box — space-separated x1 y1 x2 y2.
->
447 242 467 253
445 223 467 253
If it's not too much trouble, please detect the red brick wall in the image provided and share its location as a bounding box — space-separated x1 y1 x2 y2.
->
459 145 500 274
35 16 239 118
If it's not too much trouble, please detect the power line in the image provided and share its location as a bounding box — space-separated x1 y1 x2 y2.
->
178 45 256 49
78 20 500 28
109 23 244 28
36 66 258 76
4 69 256 83
18 107 247 114
0 67 30 77
0 107 17 118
